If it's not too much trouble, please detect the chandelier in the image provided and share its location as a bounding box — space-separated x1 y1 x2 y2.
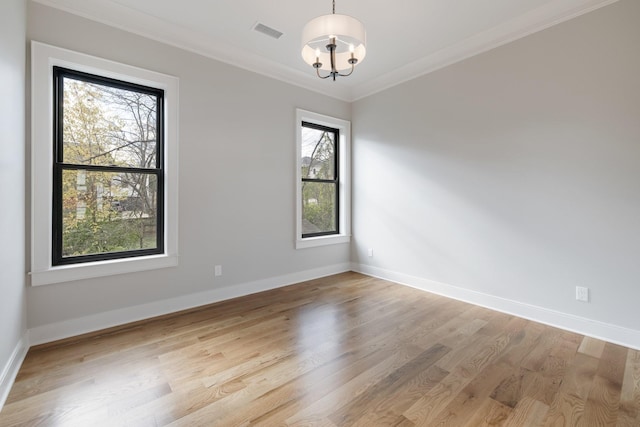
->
301 0 366 80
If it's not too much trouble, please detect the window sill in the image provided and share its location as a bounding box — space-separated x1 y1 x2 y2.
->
296 234 351 249
30 254 178 286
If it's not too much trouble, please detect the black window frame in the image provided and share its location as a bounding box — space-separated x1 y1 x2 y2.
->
52 66 165 266
301 121 340 238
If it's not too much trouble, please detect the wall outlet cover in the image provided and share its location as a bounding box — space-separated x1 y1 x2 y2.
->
576 286 589 302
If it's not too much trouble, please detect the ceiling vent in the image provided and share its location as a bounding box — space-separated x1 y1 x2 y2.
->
253 22 284 40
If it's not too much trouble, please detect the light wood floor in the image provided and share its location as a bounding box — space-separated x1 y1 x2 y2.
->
1 272 639 426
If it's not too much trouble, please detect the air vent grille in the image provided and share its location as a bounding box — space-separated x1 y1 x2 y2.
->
253 23 283 39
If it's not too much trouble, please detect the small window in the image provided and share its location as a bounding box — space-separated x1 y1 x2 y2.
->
53 67 165 265
296 109 351 249
301 122 339 237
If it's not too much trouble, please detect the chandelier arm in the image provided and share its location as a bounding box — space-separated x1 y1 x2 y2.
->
316 68 332 79
337 64 355 77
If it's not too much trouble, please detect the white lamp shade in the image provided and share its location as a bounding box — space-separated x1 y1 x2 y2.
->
301 14 366 72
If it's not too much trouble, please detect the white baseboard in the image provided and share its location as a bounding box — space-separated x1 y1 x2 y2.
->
0 333 29 411
352 263 640 351
29 263 351 346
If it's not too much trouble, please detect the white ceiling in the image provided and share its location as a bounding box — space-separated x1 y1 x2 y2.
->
34 0 618 101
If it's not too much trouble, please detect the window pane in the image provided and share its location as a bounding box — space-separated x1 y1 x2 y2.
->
301 126 335 180
62 77 158 169
301 181 336 234
61 169 158 257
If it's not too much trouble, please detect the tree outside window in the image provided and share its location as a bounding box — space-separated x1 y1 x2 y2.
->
300 122 339 237
53 67 164 265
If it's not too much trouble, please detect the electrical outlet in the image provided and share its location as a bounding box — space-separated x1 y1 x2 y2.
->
576 286 589 302
214 265 222 277
368 248 373 257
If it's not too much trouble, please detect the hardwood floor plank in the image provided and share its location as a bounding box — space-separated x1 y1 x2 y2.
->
251 343 414 426
599 343 629 386
502 396 549 427
491 366 536 409
619 349 640 420
520 328 562 372
550 331 583 360
493 321 547 371
287 417 338 427
617 412 640 427
1 272 635 427
284 344 425 426
328 343 450 426
435 331 492 373
402 317 528 425
387 415 415 427
461 397 512 427
541 350 600 426
427 361 514 426
578 336 606 358
542 391 587 427
583 375 621 426
582 343 628 425
350 364 449 427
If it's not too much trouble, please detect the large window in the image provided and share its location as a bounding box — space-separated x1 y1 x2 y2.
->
296 110 351 249
53 67 164 265
31 42 178 285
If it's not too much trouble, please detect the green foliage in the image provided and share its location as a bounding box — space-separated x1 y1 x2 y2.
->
63 217 155 256
302 130 337 233
60 77 158 257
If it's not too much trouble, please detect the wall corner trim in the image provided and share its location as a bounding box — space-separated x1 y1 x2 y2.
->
0 333 30 411
352 263 640 351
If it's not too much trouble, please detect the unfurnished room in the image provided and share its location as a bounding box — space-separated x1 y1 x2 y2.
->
1 0 639 425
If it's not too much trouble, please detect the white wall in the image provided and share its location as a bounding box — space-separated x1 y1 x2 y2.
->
26 3 351 336
352 0 640 346
0 0 28 406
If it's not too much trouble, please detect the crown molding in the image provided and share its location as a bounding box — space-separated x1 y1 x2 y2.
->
31 0 352 101
350 0 620 101
33 0 619 103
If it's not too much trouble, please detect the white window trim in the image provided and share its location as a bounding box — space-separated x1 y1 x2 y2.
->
30 42 179 286
296 109 351 249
